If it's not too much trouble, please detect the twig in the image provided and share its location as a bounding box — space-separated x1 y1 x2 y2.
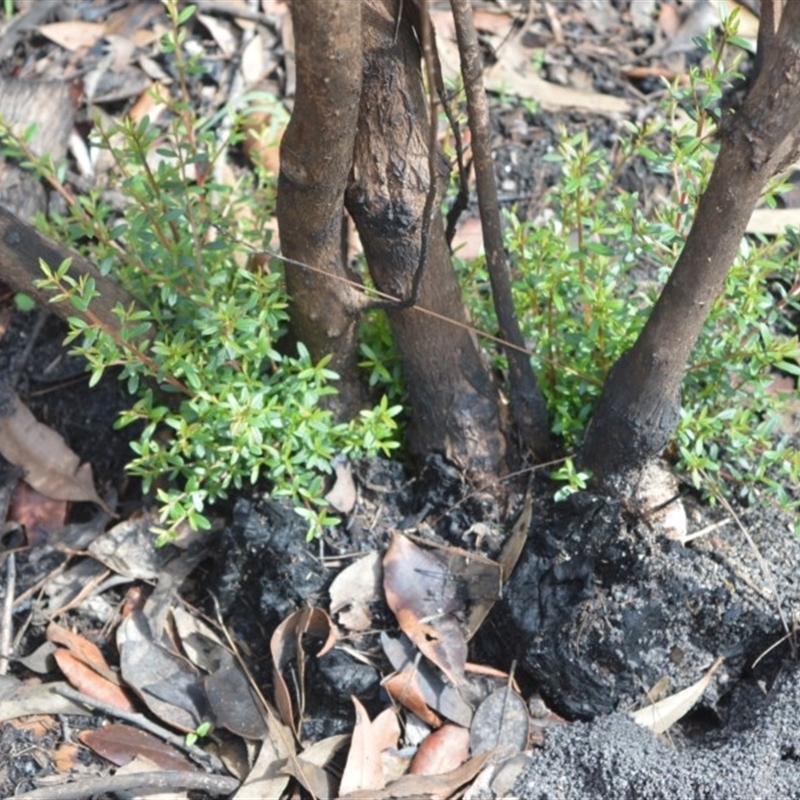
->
542 1 564 45
450 0 553 458
681 515 733 543
411 1 470 245
13 770 240 800
752 618 798 669
0 552 15 675
704 476 797 660
193 0 275 27
208 595 318 799
52 685 224 772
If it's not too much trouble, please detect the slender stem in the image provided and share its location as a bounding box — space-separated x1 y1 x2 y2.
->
450 0 553 456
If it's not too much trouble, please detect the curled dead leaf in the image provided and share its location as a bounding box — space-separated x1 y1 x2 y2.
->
0 393 106 508
270 607 338 734
632 657 724 734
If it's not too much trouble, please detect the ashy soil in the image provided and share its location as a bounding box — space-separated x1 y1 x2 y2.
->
0 2 799 799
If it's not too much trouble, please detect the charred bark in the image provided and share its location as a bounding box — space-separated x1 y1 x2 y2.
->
0 205 137 337
345 0 506 475
276 0 366 415
582 0 800 481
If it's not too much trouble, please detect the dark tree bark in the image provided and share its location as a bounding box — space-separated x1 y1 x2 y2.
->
345 0 506 475
0 205 136 336
582 0 800 481
276 0 367 415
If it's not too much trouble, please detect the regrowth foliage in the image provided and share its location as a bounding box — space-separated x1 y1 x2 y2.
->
1 2 400 540
453 20 800 521
2 5 798 537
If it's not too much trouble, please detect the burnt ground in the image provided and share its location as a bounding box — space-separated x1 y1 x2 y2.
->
1 1 799 799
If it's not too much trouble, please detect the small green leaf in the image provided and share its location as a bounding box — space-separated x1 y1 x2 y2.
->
13 293 36 312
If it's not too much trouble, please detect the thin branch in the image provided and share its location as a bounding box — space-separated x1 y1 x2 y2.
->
13 771 240 800
0 553 15 676
450 0 553 457
705 478 796 660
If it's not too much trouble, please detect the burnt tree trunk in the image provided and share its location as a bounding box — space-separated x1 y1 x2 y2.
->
276 0 367 416
582 0 800 482
345 0 506 474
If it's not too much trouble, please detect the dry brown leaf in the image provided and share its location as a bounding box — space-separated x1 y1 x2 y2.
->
343 750 495 800
632 657 724 734
381 632 473 728
382 667 442 728
204 648 268 739
472 8 516 36
54 649 136 713
117 610 208 732
329 550 382 633
469 686 530 755
242 101 285 175
8 481 67 545
241 30 269 86
80 724 196 771
498 486 532 583
6 714 56 737
0 680 94 722
0 393 105 507
232 730 291 800
52 743 80 773
410 724 470 776
372 707 402 753
383 533 471 685
197 13 239 57
46 622 119 684
299 734 351 768
451 217 484 261
270 607 338 734
88 514 167 580
465 752 533 800
325 459 357 514
39 21 107 51
657 3 682 38
339 696 386 796
128 82 171 127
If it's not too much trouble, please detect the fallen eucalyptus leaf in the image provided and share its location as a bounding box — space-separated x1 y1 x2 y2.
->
632 657 724 734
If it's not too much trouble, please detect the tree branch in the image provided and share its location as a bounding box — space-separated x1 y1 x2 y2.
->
450 0 552 458
583 5 800 479
0 204 137 337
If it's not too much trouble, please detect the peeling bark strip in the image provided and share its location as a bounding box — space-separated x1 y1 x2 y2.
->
345 0 506 474
276 0 367 415
583 0 800 479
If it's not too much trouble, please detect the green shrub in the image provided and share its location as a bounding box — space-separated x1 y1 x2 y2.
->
3 6 798 537
460 15 800 521
1 1 400 540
